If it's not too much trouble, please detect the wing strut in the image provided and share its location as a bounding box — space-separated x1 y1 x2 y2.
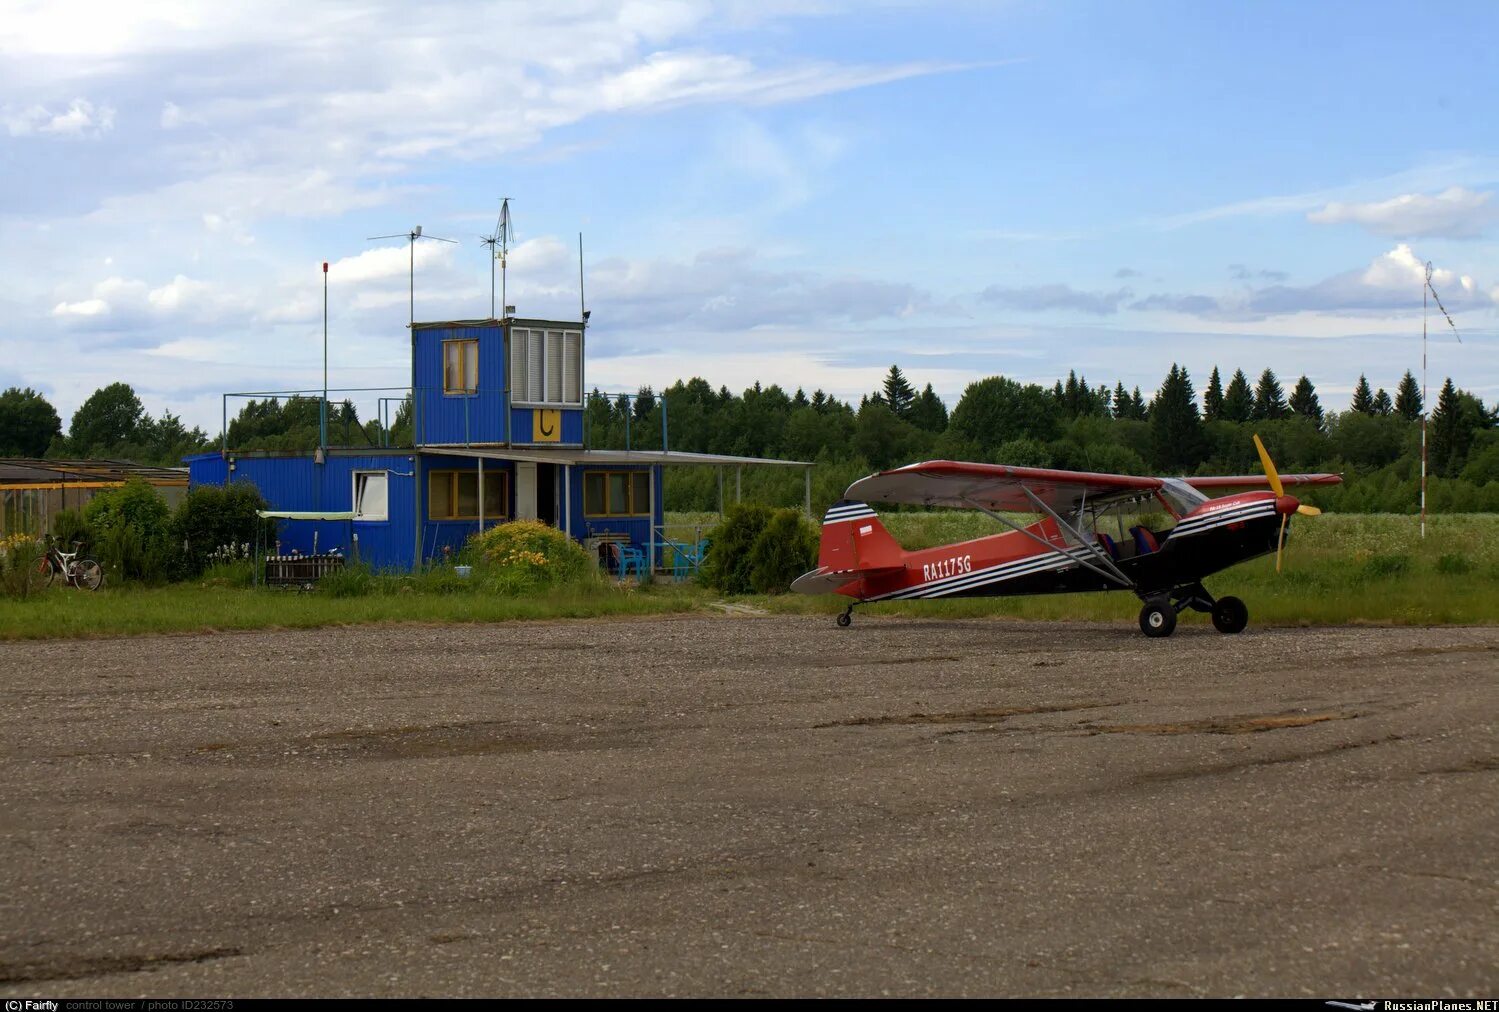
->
957 490 1135 591
1018 486 1136 589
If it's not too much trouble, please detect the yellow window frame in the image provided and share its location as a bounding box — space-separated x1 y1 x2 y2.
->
583 470 651 517
442 339 479 394
428 469 508 521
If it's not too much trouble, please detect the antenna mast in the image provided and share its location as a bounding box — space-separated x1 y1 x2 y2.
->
480 198 513 318
1419 260 1462 539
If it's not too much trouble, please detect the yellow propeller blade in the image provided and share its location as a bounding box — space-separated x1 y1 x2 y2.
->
1252 433 1284 498
1297 504 1321 517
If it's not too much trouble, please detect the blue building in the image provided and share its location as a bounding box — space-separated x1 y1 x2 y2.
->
187 316 810 571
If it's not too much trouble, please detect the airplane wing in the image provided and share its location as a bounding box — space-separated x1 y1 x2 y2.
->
844 460 1163 514
1185 473 1342 492
789 565 905 595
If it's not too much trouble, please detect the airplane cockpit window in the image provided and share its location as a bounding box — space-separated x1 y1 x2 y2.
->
1158 478 1209 517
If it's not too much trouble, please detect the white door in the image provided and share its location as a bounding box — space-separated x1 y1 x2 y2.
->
515 461 538 520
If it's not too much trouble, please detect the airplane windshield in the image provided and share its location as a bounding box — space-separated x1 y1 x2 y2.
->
1158 478 1209 516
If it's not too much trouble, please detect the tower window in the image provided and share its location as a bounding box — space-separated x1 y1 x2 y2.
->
511 327 583 407
443 339 478 394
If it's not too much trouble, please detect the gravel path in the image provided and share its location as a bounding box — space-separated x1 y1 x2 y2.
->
2 616 1496 996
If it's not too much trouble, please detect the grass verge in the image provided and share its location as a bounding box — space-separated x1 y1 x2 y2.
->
0 581 702 641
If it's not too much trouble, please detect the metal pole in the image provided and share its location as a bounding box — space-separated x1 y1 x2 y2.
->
735 466 741 504
718 467 724 515
321 261 328 452
478 456 485 534
804 467 812 518
1421 265 1428 539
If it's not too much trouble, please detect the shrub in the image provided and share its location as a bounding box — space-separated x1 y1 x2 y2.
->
83 479 175 583
1435 553 1471 576
747 509 819 594
0 533 44 600
201 559 256 588
1365 553 1411 578
466 520 595 592
173 482 275 576
700 503 773 594
51 509 92 551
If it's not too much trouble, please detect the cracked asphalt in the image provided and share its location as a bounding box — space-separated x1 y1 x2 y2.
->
1 616 1496 997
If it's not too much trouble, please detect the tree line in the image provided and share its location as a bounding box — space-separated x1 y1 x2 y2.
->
4 362 1496 513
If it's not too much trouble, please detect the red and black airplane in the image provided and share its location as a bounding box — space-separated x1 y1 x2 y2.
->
793 436 1341 637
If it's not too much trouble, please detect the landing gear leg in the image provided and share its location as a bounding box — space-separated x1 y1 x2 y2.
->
836 604 855 628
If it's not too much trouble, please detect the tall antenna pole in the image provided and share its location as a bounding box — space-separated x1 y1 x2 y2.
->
321 261 329 453
1419 260 1462 540
1421 263 1429 539
501 198 511 318
480 198 512 318
578 231 586 325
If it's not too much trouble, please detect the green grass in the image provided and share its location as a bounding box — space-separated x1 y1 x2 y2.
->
0 580 702 641
4 513 1496 639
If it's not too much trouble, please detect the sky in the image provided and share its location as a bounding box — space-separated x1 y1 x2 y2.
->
2 0 1497 434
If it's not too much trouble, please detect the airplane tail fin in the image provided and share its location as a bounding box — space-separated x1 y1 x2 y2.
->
792 500 906 595
817 500 905 572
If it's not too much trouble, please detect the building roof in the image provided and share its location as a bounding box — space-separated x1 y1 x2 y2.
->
419 446 811 468
0 458 189 489
411 317 583 330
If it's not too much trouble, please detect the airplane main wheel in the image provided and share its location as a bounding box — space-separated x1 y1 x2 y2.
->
1211 595 1248 634
836 611 852 628
1139 601 1177 638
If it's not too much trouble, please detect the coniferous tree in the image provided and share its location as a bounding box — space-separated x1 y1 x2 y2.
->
1203 367 1224 422
909 383 948 433
882 365 916 418
1351 374 1374 415
1222 369 1254 422
1253 368 1289 420
1372 388 1393 416
1288 375 1324 428
1149 364 1204 470
1430 378 1462 476
1130 386 1148 420
1112 381 1129 419
1395 370 1422 420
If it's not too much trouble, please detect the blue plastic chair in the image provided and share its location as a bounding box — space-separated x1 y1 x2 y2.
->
614 543 649 582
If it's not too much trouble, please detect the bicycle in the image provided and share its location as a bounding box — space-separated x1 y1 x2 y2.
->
31 536 104 592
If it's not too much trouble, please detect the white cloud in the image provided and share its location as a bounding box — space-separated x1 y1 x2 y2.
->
3 97 114 136
1308 187 1497 239
51 298 109 317
147 274 210 310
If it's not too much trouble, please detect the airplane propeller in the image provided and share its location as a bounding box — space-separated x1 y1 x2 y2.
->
1253 433 1322 572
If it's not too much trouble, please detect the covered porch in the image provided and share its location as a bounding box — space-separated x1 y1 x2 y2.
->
419 446 813 577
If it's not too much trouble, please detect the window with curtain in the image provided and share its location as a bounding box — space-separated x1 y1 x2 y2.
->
443 339 478 394
428 470 508 520
352 471 389 520
510 326 583 407
582 470 651 516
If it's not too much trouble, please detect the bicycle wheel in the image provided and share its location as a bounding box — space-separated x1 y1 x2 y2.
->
29 556 55 591
74 558 104 591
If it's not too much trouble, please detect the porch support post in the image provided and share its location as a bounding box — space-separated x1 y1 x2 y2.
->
717 467 724 516
478 455 485 533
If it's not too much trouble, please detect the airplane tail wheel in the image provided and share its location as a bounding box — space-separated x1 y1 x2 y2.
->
1139 601 1177 638
836 611 852 628
1211 595 1248 634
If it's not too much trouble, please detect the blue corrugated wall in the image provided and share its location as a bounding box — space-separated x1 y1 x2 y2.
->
413 324 506 445
185 453 667 572
187 452 419 569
